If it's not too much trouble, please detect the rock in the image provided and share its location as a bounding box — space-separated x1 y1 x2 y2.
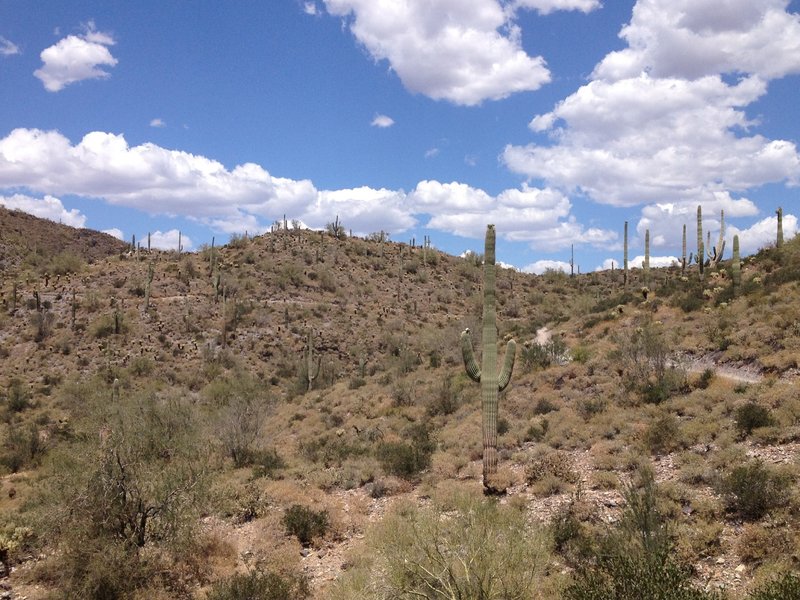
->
301 548 312 557
735 564 746 573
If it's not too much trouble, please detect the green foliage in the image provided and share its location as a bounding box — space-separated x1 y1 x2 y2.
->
329 491 551 600
521 337 568 371
282 505 329 547
208 570 310 600
564 468 721 600
376 423 435 479
747 572 800 600
718 460 790 520
735 402 774 437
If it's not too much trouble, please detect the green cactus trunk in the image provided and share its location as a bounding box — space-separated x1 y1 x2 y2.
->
707 210 725 267
777 207 784 248
696 206 704 281
644 229 650 285
623 221 629 288
461 225 516 493
681 224 687 274
731 235 741 295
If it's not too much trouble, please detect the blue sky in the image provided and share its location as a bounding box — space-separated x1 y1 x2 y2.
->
1 0 798 272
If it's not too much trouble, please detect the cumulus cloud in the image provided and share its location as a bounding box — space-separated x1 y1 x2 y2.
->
522 259 570 274
323 0 551 105
149 118 166 128
34 22 117 91
594 0 800 81
149 229 193 251
0 128 612 252
597 258 621 271
304 2 319 15
371 114 395 128
731 212 798 254
103 227 124 240
1 36 20 56
503 0 800 210
629 254 679 269
514 0 601 15
0 193 86 227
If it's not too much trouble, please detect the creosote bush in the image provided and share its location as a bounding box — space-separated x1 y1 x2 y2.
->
376 423 435 479
282 505 329 547
718 460 790 520
208 569 310 600
735 402 774 437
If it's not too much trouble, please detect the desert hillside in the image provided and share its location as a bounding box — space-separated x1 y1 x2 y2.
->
0 211 799 600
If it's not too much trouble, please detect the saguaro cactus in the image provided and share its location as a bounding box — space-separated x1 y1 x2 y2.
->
777 207 784 248
305 329 321 392
696 206 705 281
644 229 650 284
681 224 687 274
461 225 516 493
623 221 629 288
731 235 741 295
707 210 726 267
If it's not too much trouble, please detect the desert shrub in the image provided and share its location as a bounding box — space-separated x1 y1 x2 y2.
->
695 368 715 390
206 373 273 467
208 570 310 600
747 571 800 600
526 449 577 484
282 505 329 547
376 424 435 479
735 402 774 437
426 375 460 416
329 492 551 600
251 448 285 479
534 397 558 415
564 469 721 600
4 378 30 413
645 414 683 454
37 388 208 597
718 460 790 520
0 422 45 473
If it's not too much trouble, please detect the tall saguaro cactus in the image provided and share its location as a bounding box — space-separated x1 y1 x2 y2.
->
707 210 726 267
777 207 784 248
696 206 705 281
623 221 629 288
644 229 650 284
731 235 741 295
461 225 516 493
305 329 321 392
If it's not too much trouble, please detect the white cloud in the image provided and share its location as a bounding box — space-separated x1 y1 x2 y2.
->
514 0 601 15
0 193 86 227
503 0 800 210
629 254 679 269
597 258 621 271
424 147 440 158
149 118 166 128
371 114 395 128
149 229 193 251
593 0 800 82
304 2 319 15
522 259 570 274
1 36 20 56
34 23 117 91
323 0 551 105
103 227 124 240
0 128 611 251
731 212 798 254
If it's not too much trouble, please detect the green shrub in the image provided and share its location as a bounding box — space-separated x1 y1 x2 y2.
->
735 402 774 437
282 505 329 547
376 423 434 479
645 414 682 454
208 570 310 600
329 492 550 600
747 572 800 600
719 460 790 520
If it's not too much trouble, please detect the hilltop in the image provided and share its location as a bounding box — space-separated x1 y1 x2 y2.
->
0 211 799 600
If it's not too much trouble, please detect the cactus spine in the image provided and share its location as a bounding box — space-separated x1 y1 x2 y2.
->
777 207 784 248
696 206 705 281
731 235 741 295
305 329 320 392
623 221 629 288
707 210 725 267
461 225 516 493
